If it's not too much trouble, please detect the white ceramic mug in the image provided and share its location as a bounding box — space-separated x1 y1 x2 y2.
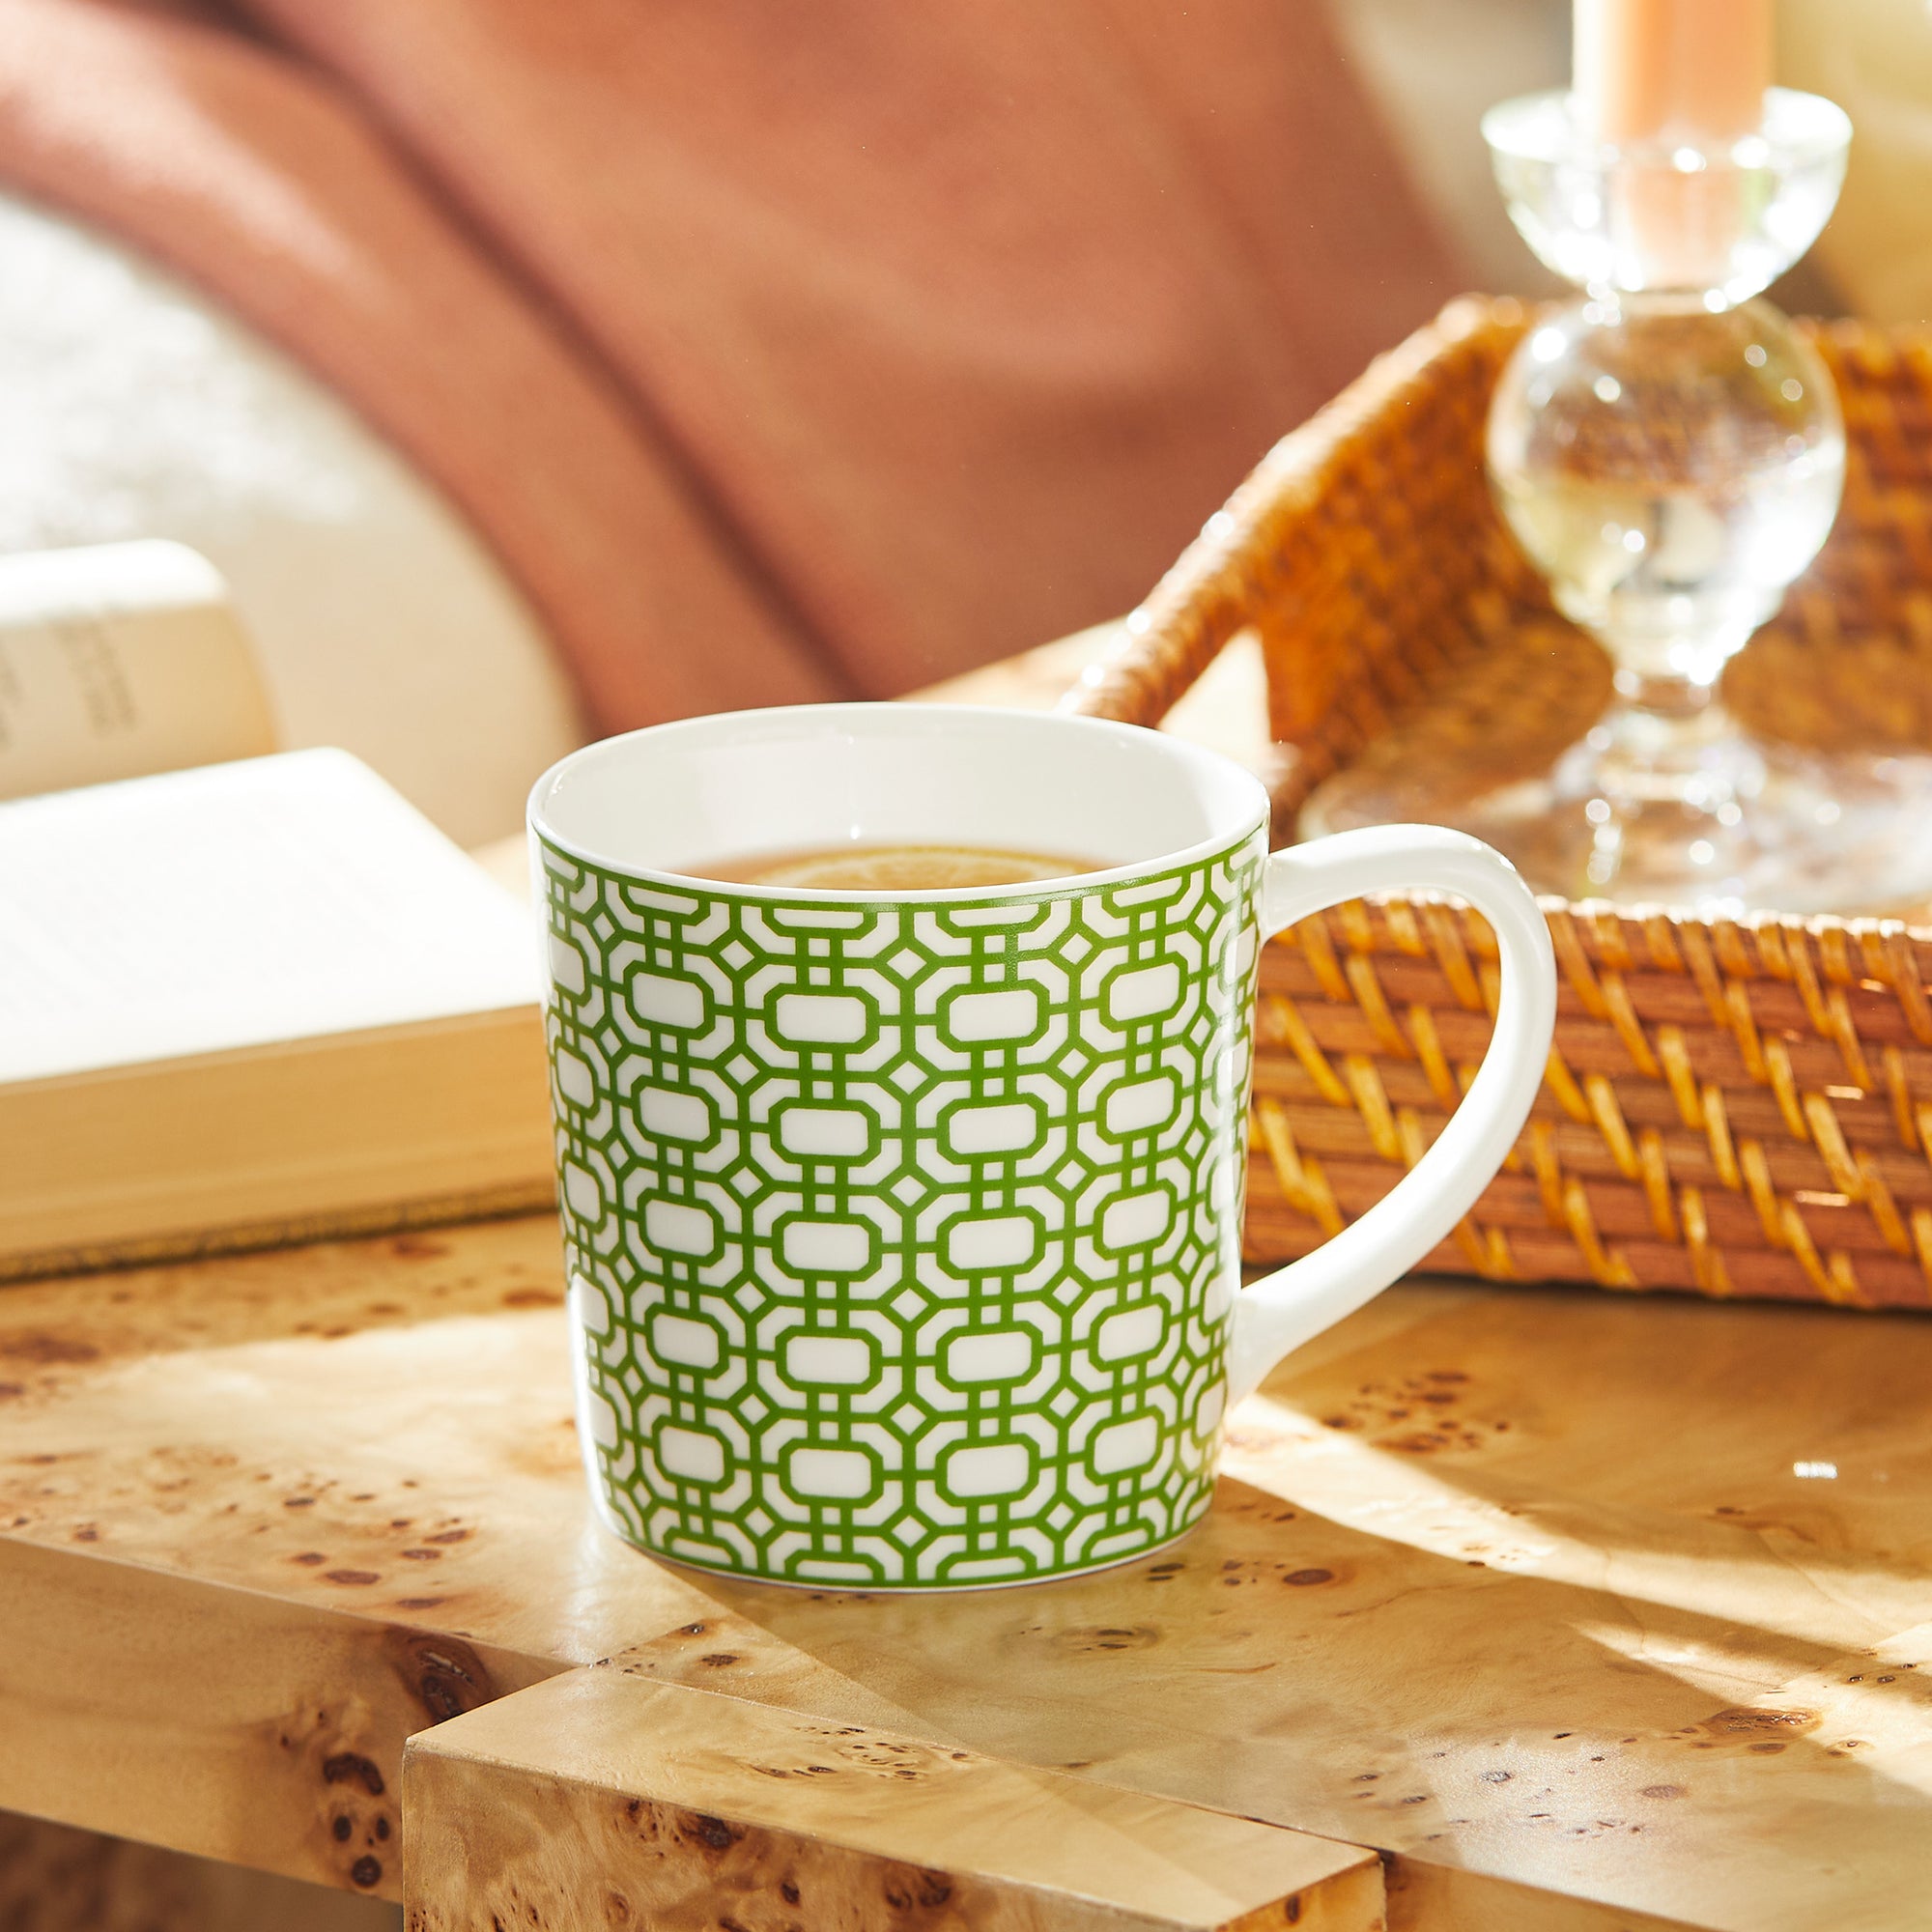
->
530 705 1557 1588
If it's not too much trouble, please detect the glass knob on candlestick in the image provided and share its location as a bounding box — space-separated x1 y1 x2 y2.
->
1305 87 1932 915
1486 287 1843 897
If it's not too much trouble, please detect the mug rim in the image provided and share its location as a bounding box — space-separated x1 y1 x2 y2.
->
526 701 1271 904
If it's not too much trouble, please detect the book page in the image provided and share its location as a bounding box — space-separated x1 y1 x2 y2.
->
0 749 541 1083
0 541 276 802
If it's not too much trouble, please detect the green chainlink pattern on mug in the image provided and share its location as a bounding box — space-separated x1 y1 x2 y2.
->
539 828 1264 1587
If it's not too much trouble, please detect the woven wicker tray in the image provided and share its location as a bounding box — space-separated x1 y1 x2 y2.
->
1071 295 1932 1311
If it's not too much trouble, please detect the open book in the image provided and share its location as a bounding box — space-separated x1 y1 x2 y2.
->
0 543 554 1280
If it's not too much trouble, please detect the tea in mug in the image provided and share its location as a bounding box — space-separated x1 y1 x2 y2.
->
682 843 1101 892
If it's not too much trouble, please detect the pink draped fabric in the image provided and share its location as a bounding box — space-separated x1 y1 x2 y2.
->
0 0 1459 725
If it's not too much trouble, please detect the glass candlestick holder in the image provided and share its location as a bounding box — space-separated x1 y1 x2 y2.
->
1305 88 1932 915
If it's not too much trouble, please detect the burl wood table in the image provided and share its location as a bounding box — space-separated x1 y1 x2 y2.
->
9 639 1931 1930
2 1213 1928 1932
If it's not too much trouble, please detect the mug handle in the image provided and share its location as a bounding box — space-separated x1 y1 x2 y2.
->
1227 824 1558 1403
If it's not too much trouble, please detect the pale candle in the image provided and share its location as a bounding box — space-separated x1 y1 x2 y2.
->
1575 0 1772 147
1575 0 1772 288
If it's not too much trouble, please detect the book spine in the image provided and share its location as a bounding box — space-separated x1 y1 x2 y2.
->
0 540 275 803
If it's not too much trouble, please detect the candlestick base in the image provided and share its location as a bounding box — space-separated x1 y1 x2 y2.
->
1302 725 1932 918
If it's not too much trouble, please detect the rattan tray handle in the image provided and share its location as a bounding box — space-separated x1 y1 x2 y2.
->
1068 298 1514 733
